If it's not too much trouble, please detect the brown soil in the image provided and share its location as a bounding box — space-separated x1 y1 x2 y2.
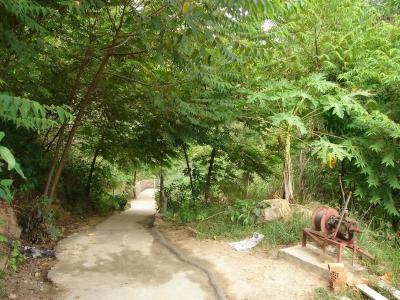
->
1 214 108 300
156 219 327 300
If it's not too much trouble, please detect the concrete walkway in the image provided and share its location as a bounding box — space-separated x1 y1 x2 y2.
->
48 189 216 300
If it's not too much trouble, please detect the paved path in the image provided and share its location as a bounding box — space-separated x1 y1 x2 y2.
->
48 189 215 300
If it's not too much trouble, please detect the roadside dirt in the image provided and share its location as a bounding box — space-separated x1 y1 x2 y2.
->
1 215 107 300
157 220 327 300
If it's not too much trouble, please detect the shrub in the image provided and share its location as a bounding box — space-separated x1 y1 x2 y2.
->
18 196 62 243
226 199 270 225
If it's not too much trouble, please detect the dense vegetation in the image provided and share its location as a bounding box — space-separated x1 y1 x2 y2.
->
1 0 400 291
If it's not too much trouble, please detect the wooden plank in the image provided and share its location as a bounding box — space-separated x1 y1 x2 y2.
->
356 284 388 300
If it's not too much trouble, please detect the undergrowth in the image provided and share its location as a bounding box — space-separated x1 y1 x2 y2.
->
163 199 309 249
357 224 400 288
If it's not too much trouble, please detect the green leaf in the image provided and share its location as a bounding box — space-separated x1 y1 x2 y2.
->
0 179 12 187
14 162 26 179
386 171 400 189
0 146 16 170
271 113 307 135
382 152 395 167
0 186 13 203
383 197 399 216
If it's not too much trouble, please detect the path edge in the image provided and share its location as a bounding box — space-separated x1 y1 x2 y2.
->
151 227 227 300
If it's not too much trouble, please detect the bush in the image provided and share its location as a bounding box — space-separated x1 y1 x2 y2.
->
226 199 270 225
115 192 129 210
18 196 62 243
60 152 133 215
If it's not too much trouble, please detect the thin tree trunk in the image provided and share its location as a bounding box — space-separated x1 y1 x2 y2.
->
48 54 112 199
245 172 251 199
43 20 98 193
160 166 167 213
182 144 195 203
298 149 310 198
204 147 216 202
47 6 128 199
44 124 66 197
283 134 294 203
85 146 101 198
132 170 137 199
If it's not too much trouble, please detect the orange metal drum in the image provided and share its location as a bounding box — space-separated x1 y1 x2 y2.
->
311 206 340 235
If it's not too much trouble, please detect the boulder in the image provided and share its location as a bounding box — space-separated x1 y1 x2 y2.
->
0 202 22 239
261 199 291 222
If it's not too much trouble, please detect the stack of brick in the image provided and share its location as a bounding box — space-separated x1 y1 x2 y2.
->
328 263 347 290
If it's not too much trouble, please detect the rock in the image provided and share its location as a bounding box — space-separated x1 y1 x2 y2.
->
20 246 55 259
261 199 290 222
8 293 17 299
0 202 21 239
34 272 40 278
294 206 313 218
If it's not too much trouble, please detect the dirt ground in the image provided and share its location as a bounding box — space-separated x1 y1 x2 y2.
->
157 220 327 300
1 215 107 300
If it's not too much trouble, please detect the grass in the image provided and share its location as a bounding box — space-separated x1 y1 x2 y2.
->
357 226 400 288
183 206 309 250
312 287 363 300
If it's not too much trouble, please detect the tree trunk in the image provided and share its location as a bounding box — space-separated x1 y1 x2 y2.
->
283 134 294 203
243 171 252 199
182 144 195 204
132 170 137 199
85 146 101 198
48 53 112 199
204 147 216 202
43 124 66 197
46 3 128 199
298 149 309 198
160 166 167 213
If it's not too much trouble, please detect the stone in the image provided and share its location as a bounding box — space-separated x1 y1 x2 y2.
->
0 202 22 239
261 199 290 222
8 293 17 299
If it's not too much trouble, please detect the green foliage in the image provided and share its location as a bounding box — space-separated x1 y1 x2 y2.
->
178 203 309 248
0 94 71 130
0 131 25 202
60 151 132 216
226 199 269 226
0 0 399 270
94 192 129 215
357 222 400 287
6 240 25 271
19 196 62 243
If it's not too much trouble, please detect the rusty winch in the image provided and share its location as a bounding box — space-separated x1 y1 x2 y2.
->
302 192 374 265
311 206 361 241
